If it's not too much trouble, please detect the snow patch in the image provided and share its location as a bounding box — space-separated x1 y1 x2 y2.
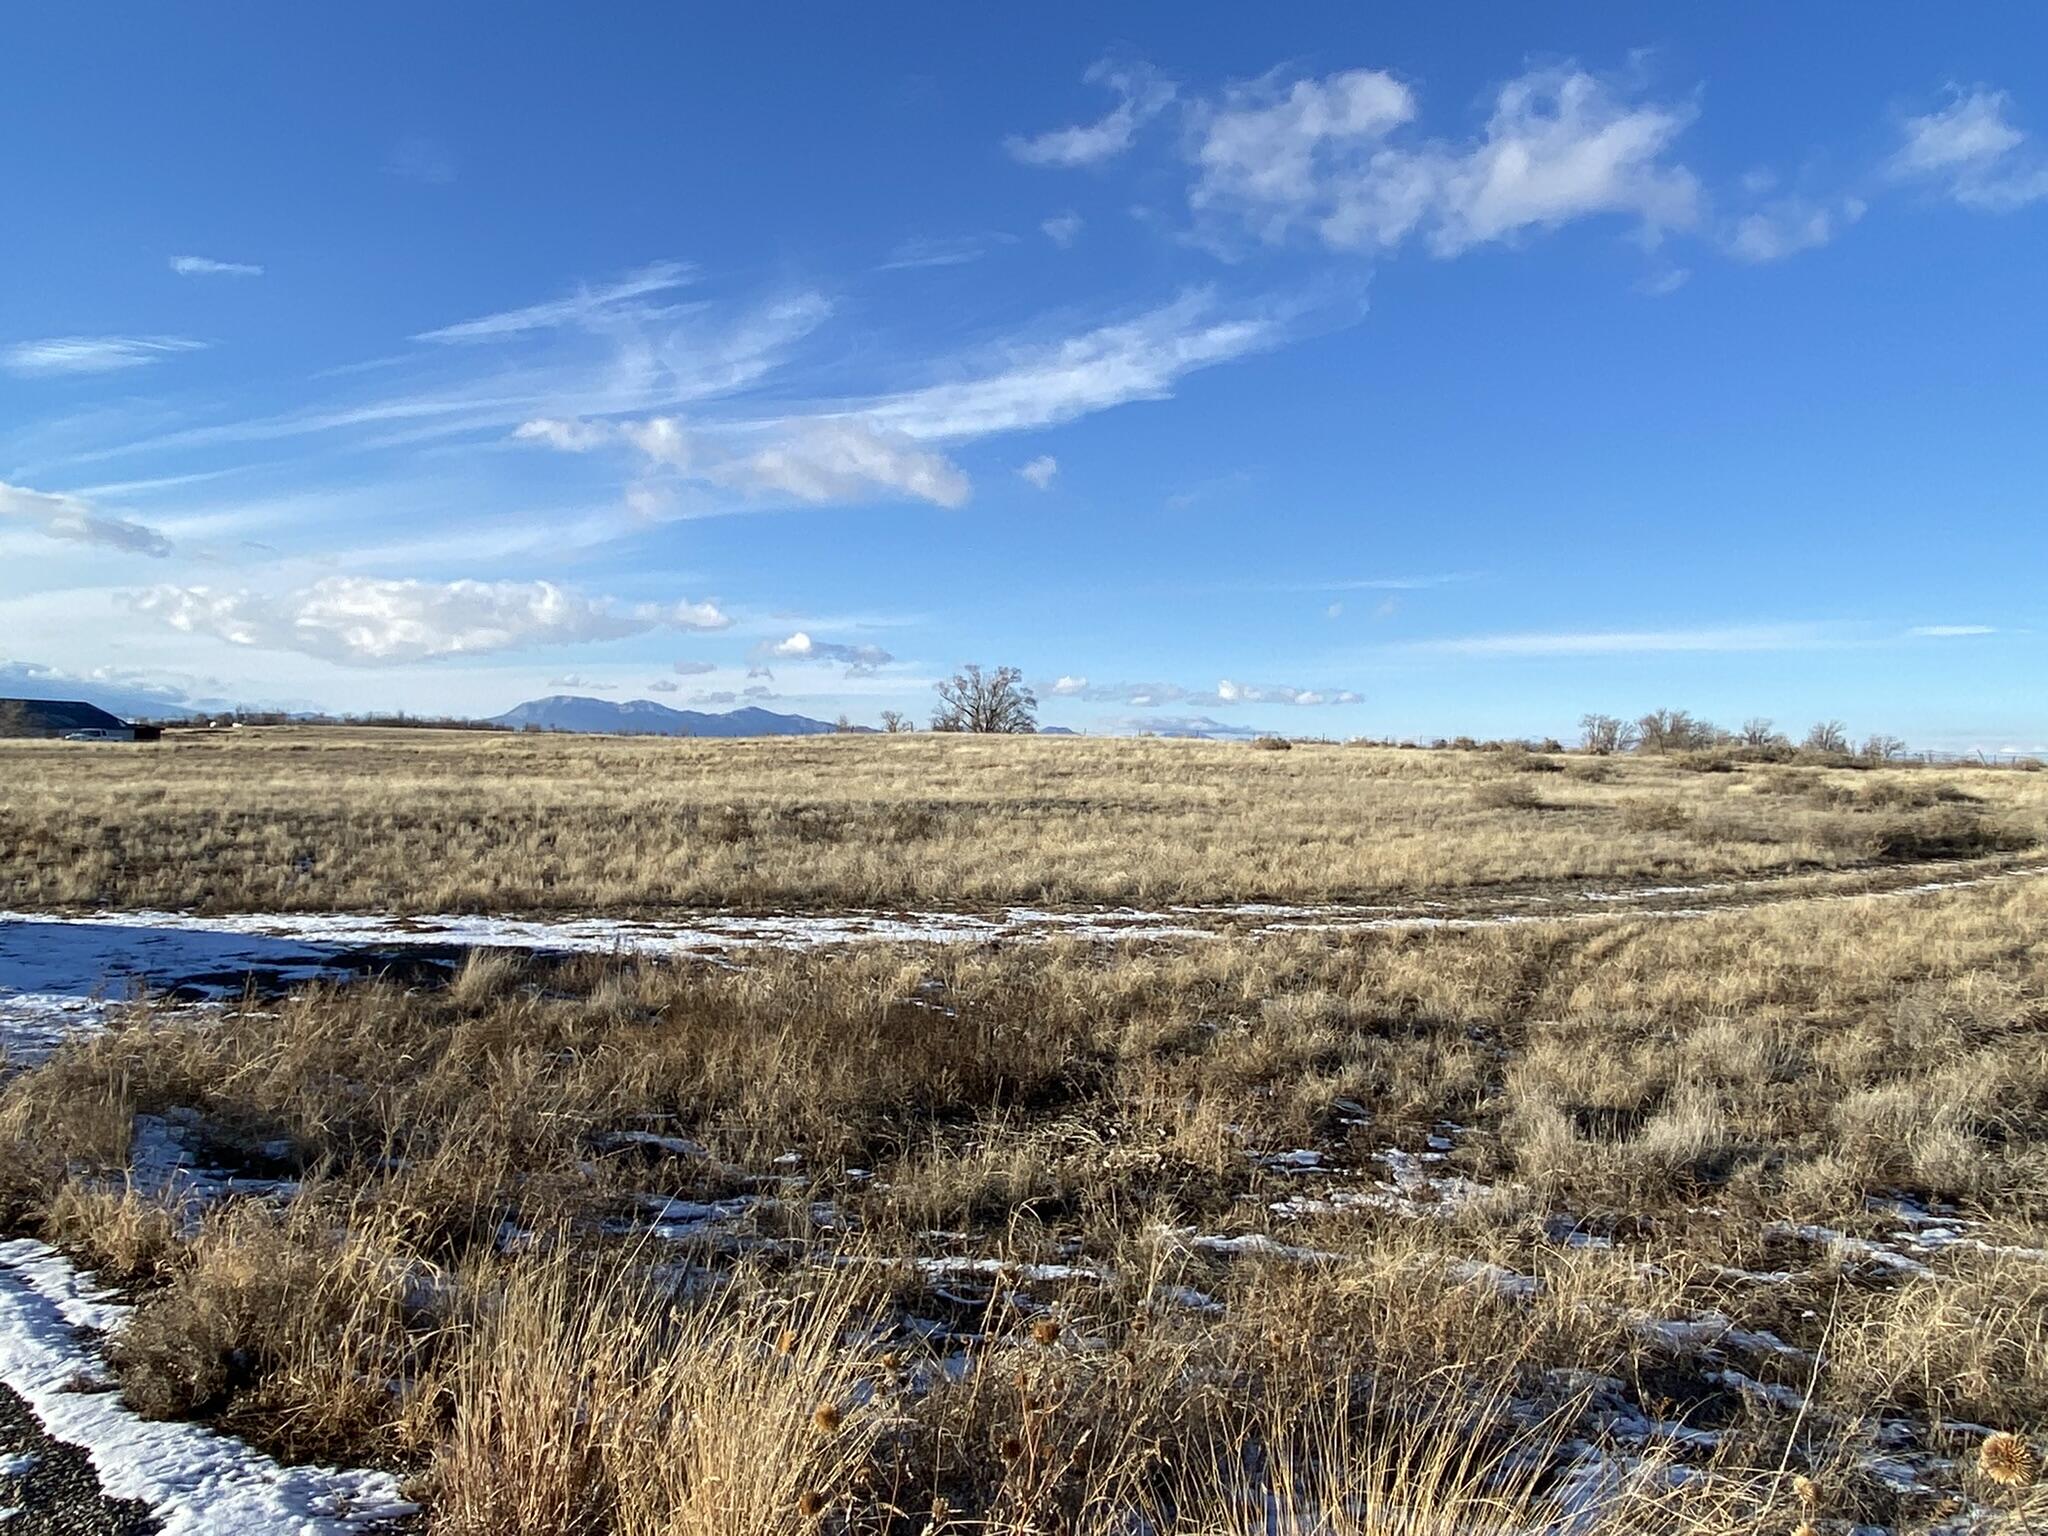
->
0 1239 413 1533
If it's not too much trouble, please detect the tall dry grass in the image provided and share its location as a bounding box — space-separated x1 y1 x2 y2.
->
3 787 2047 1529
1 727 2038 913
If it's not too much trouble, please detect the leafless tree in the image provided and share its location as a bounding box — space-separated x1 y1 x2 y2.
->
1862 733 1908 762
879 710 911 734
931 664 1037 734
1739 717 1785 749
834 713 855 733
1635 708 1723 753
1803 720 1850 754
1579 713 1639 755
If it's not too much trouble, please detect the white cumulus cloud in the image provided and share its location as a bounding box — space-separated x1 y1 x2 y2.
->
762 631 894 674
1007 59 1175 167
1891 88 2048 210
517 415 969 509
1190 64 1700 256
130 577 728 665
1724 196 1864 262
1018 455 1058 490
735 422 970 508
1041 212 1084 247
1045 676 1360 707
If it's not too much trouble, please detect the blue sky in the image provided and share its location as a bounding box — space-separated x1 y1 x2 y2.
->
3 5 2044 746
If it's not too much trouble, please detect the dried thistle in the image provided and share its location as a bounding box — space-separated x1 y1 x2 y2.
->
1979 1431 2039 1488
1793 1473 1818 1509
998 1433 1025 1462
796 1489 826 1519
813 1401 844 1436
1030 1316 1062 1346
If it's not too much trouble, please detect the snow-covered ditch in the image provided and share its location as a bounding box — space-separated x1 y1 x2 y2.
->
0 1238 414 1533
7 858 2044 1066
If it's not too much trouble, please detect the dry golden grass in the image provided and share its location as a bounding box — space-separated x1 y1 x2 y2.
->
1 726 2041 913
4 730 2047 1530
5 860 2047 1530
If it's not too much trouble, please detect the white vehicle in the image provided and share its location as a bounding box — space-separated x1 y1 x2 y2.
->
61 727 131 742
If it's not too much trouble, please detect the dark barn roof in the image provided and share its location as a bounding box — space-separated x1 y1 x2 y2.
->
0 698 132 735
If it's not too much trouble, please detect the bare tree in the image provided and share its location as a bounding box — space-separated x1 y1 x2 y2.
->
834 713 855 733
1579 713 1639 755
1739 717 1784 749
1636 708 1721 754
879 710 911 734
931 664 1037 734
1803 720 1850 754
1862 733 1907 762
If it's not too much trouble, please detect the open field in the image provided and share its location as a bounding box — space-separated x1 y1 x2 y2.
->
2 731 2047 1533
2 728 2044 914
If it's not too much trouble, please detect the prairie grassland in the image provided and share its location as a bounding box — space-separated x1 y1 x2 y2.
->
5 859 2048 1531
1 726 2043 913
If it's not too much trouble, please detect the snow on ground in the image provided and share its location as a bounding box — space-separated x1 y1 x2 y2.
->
8 859 2044 1066
0 916 368 1069
0 1239 413 1534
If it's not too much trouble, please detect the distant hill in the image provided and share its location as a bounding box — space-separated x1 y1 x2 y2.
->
489 695 866 737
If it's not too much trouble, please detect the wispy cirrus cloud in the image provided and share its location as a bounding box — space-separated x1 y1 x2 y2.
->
1907 624 2001 637
1007 59 1175 167
1404 623 1832 657
4 336 206 377
131 577 728 665
854 289 1300 442
0 479 173 557
877 234 1014 271
513 288 1304 512
171 255 264 278
413 261 696 343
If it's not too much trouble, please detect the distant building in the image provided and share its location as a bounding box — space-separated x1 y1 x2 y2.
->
0 698 161 742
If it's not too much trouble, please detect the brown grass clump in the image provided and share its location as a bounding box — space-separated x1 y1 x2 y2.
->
1980 1431 2040 1488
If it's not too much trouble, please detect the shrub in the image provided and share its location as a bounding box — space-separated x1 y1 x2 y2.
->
1472 780 1541 811
1866 810 2031 861
1620 801 1691 833
1251 736 1293 752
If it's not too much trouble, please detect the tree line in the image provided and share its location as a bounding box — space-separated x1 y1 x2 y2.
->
1578 710 1907 761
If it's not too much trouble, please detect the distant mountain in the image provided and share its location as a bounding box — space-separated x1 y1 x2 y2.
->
489 695 867 737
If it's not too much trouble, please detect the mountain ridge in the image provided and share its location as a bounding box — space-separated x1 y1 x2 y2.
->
489 694 868 737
